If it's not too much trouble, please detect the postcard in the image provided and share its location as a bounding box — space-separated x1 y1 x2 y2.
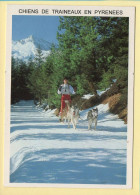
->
4 5 135 188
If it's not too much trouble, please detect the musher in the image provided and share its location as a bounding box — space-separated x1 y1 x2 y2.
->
58 78 75 121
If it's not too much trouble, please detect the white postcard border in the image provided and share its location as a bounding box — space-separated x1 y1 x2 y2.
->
4 5 135 189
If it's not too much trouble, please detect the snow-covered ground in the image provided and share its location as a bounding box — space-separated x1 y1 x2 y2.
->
81 88 111 99
10 100 127 185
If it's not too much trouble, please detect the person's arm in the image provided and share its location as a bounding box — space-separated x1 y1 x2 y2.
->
69 85 76 94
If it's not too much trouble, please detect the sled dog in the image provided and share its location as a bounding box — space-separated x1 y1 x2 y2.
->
87 108 98 130
61 101 79 130
60 102 68 122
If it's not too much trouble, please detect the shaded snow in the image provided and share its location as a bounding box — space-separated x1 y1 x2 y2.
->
82 88 111 99
97 88 110 96
82 94 94 99
10 100 127 185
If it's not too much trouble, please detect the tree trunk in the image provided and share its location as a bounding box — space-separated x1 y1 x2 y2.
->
88 81 97 95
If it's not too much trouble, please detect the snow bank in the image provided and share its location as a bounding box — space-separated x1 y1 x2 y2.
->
82 94 94 99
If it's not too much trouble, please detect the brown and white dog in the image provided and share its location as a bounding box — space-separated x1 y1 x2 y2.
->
61 100 79 130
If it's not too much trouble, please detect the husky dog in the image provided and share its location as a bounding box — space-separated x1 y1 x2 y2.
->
61 101 79 130
87 108 98 130
68 105 79 130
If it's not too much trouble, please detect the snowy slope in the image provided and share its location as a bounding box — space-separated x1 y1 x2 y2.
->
10 100 127 185
12 35 51 62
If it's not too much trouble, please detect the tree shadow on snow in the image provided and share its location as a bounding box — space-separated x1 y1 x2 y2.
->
10 120 63 133
10 148 126 185
10 131 127 144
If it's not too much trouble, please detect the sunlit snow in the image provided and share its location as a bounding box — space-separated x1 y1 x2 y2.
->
12 35 51 62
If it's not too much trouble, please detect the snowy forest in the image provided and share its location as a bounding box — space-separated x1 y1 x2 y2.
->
11 16 128 113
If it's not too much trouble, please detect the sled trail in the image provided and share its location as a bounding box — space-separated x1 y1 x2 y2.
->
10 100 127 185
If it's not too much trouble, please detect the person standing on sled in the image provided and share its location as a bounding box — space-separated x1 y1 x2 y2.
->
58 78 75 121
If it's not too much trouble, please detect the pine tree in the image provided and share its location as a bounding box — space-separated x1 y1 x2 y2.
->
11 57 33 103
34 45 44 67
26 16 129 109
56 16 100 95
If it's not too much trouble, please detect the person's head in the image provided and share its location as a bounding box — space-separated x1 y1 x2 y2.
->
63 78 68 84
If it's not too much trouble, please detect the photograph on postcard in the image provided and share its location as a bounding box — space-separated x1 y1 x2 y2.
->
4 5 135 188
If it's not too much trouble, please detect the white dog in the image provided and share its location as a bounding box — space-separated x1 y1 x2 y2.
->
87 108 98 130
63 101 79 130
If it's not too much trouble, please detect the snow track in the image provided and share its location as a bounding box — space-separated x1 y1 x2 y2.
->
10 100 127 185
